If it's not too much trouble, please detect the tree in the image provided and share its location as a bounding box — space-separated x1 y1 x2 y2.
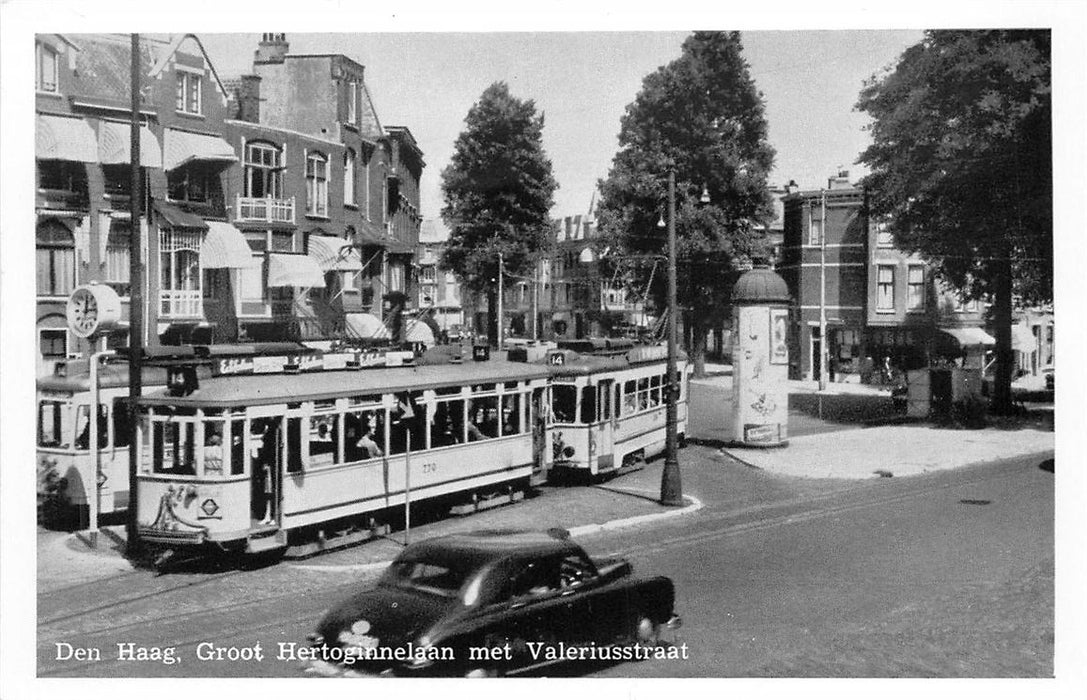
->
440 82 558 346
856 30 1051 414
596 31 775 376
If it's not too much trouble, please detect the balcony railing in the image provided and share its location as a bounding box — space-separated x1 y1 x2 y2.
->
236 195 296 224
160 290 203 319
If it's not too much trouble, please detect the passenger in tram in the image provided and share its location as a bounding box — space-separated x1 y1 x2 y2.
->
204 432 223 475
467 421 486 442
250 420 275 524
355 426 383 459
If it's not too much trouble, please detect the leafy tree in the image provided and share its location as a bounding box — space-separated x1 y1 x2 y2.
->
856 30 1051 414
596 31 775 376
440 82 558 346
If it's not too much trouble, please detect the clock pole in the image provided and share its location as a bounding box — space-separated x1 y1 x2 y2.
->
126 32 143 556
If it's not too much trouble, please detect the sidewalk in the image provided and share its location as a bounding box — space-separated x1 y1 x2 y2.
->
724 425 1055 479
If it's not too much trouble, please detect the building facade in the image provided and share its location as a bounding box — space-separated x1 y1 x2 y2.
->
34 33 424 375
780 171 989 383
416 219 464 337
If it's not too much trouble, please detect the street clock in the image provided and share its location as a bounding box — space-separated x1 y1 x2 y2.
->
66 283 122 339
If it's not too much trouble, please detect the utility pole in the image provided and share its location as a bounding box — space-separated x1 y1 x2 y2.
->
818 188 829 392
531 262 539 341
660 170 683 507
126 33 143 555
496 251 504 352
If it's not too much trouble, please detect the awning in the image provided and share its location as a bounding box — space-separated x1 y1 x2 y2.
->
267 253 326 288
37 114 98 162
345 313 391 340
939 327 996 348
308 235 363 271
1012 323 1037 352
384 238 416 255
97 120 162 167
163 128 238 171
405 320 435 346
153 202 207 229
201 222 258 269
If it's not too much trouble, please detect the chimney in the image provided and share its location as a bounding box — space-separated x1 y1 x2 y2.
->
785 179 799 194
237 75 262 123
827 169 851 190
254 33 289 65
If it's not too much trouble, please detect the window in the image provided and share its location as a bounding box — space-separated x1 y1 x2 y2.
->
37 42 58 93
954 296 980 313
159 229 202 317
362 151 371 219
40 329 68 359
38 160 86 195
308 413 340 467
152 417 197 474
175 71 202 115
167 163 222 205
344 149 356 206
467 396 499 442
809 215 823 246
579 386 597 425
347 80 358 124
876 221 894 247
421 265 436 283
876 265 895 311
36 220 76 297
38 400 69 448
244 142 283 198
306 152 329 217
502 393 522 435
907 266 925 311
104 220 132 297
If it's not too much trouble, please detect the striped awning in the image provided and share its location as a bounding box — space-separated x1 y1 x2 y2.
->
346 313 391 340
405 320 435 346
37 114 98 162
163 128 237 171
267 253 326 288
98 120 162 167
201 222 258 269
308 235 363 271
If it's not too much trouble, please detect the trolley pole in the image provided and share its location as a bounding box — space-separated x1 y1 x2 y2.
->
126 33 143 556
497 251 504 352
660 170 683 507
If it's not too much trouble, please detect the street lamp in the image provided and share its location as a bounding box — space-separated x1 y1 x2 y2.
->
658 170 683 507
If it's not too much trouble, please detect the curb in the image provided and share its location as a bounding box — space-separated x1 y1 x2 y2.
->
292 494 706 573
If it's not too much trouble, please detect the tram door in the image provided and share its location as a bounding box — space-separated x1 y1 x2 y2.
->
531 388 548 484
248 413 282 526
596 380 616 469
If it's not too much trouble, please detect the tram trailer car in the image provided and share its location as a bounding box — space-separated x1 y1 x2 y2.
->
134 359 552 556
535 340 691 480
37 359 171 520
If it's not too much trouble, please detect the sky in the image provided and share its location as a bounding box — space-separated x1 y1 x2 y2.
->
195 30 924 223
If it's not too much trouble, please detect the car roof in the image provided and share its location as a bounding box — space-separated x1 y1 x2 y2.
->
398 530 582 569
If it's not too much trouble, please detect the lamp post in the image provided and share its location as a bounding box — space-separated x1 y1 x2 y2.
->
659 170 683 506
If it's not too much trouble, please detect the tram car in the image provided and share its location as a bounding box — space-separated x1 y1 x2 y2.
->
132 346 552 556
37 357 170 520
526 339 691 479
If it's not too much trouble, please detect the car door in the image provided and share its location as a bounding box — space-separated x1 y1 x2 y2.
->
557 550 625 645
497 556 571 670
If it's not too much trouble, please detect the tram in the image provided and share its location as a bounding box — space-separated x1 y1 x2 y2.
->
132 346 551 555
534 339 691 479
37 357 169 520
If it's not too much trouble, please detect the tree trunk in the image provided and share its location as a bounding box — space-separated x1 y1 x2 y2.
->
990 253 1015 415
690 312 708 378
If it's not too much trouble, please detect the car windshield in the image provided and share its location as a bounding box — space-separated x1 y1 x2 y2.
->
380 559 473 598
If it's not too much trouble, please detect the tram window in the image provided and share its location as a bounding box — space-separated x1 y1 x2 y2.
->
112 401 131 448
38 400 67 448
230 420 245 475
501 393 521 435
601 383 612 420
623 380 637 415
74 405 109 451
580 386 597 424
467 396 499 441
614 384 621 418
348 395 382 407
286 417 303 473
431 399 465 447
649 375 662 408
203 421 225 476
637 378 650 411
309 414 339 467
154 419 196 474
552 385 577 424
390 395 423 455
345 410 384 461
434 385 461 397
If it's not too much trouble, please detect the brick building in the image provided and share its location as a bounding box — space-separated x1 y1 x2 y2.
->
780 171 989 383
416 219 464 337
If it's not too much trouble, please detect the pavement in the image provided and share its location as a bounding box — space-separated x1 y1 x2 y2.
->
37 365 1055 590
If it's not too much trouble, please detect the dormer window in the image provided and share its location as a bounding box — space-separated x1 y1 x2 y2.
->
176 70 202 115
37 43 59 93
347 80 358 125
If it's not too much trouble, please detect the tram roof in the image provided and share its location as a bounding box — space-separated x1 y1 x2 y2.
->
138 359 550 408
37 360 172 394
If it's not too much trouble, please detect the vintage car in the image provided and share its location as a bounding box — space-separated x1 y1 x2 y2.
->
305 529 681 677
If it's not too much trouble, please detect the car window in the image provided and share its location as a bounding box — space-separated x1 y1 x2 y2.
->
559 553 596 589
506 558 561 600
381 560 471 597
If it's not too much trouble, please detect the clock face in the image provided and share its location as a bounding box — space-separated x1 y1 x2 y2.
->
68 288 100 337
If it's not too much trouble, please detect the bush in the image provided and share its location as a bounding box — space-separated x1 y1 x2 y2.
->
950 394 988 429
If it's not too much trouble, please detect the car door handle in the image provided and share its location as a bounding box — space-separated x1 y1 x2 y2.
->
510 601 526 609
560 589 577 597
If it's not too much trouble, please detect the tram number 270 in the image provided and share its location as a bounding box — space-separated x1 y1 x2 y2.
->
420 462 438 475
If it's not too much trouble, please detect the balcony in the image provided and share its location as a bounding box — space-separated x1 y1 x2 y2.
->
160 290 203 319
236 195 295 224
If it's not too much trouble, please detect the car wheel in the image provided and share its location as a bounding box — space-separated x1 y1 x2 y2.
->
634 614 661 649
